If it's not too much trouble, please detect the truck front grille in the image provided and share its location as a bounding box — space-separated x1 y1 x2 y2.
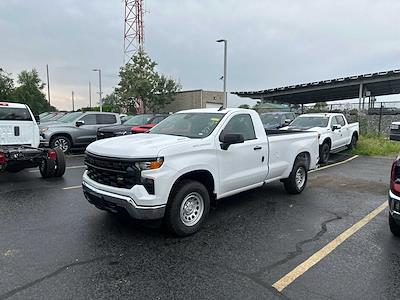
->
85 153 141 189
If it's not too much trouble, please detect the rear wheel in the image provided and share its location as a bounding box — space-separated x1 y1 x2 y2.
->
347 134 357 150
53 148 66 177
283 159 308 194
319 142 330 164
164 180 210 236
389 213 400 236
51 136 71 153
39 158 56 178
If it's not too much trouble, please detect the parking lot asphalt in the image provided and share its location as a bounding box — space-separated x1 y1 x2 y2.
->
0 153 399 299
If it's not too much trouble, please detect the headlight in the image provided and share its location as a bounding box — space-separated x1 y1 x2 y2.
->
115 131 128 135
135 157 164 170
40 127 49 133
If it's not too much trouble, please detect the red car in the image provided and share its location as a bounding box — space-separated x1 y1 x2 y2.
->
131 115 169 133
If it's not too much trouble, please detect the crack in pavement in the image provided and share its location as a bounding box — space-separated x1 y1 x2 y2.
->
0 255 112 300
250 212 343 278
177 253 292 300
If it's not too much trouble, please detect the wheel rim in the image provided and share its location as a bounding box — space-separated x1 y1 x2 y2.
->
180 192 204 227
295 167 306 189
54 138 69 152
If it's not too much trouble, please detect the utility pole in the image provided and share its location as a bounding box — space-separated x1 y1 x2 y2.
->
72 91 75 111
46 64 51 106
92 69 102 112
89 81 92 108
216 39 227 108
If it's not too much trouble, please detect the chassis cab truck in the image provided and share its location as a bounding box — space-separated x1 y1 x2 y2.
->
0 102 66 177
82 108 319 236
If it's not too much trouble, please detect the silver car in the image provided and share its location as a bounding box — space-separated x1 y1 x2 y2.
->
39 112 121 152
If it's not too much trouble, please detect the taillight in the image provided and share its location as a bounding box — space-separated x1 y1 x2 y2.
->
48 150 57 161
391 158 400 196
0 152 5 164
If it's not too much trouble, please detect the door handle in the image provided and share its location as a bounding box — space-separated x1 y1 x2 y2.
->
254 146 262 150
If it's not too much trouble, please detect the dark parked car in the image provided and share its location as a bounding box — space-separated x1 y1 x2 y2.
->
389 157 400 235
97 114 167 140
260 112 296 130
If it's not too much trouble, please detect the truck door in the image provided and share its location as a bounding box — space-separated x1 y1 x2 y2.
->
330 116 342 150
217 113 268 195
336 115 349 146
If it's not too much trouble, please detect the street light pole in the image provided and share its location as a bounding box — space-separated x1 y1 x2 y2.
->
72 91 75 111
217 39 227 108
92 69 103 112
89 81 92 108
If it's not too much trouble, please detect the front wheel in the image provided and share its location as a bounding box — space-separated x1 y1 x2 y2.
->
164 180 210 236
283 160 308 194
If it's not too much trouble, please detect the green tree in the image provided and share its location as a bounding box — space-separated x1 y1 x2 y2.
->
11 69 50 114
0 68 14 100
238 104 250 109
116 50 180 113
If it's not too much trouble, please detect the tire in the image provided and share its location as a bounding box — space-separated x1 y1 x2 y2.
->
53 148 66 177
50 135 72 153
389 213 400 236
39 158 56 178
347 134 357 150
283 159 308 194
164 180 210 236
319 142 330 164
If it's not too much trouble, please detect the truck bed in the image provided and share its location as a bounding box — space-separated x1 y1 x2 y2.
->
265 129 307 136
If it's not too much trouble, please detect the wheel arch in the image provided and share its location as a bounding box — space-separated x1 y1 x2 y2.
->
295 151 311 170
168 169 216 202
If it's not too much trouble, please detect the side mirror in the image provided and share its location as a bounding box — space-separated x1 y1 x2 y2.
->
76 120 85 127
332 124 341 131
219 132 245 150
34 115 40 124
284 119 291 125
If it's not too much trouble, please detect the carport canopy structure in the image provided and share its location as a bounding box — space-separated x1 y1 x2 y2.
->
232 69 400 108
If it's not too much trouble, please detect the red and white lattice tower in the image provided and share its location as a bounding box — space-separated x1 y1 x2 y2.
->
123 0 144 64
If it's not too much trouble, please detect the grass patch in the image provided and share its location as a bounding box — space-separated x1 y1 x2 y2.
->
351 134 400 156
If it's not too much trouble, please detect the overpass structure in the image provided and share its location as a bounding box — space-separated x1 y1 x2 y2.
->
232 69 400 110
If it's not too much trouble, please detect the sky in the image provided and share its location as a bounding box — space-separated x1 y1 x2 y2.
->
0 0 399 111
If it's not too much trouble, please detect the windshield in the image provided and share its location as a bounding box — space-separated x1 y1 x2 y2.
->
0 107 32 121
290 116 329 128
149 113 224 138
260 114 282 125
124 114 153 126
57 112 83 123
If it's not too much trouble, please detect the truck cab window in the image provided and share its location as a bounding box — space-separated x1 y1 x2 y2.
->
336 116 345 126
223 114 256 141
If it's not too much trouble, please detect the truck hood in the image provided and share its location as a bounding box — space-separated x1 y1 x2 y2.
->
86 133 190 158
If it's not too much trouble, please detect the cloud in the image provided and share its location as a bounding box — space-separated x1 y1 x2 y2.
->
1 0 399 109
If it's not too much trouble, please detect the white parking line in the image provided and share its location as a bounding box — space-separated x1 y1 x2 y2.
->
272 200 388 292
63 185 82 190
29 165 85 173
310 155 359 173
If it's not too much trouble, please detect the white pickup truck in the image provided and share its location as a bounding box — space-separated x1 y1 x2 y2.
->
283 113 359 164
82 108 319 236
0 102 66 177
